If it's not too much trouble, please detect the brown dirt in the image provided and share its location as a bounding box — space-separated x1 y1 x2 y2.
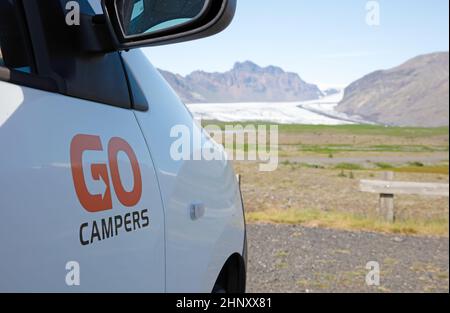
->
234 161 449 222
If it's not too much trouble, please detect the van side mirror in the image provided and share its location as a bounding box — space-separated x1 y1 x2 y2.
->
100 0 237 50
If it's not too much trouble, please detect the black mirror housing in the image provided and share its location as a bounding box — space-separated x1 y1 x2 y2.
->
100 0 237 51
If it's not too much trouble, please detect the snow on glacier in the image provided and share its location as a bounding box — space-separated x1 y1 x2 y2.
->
186 91 368 125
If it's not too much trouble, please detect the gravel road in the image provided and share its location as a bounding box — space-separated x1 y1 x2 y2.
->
246 224 449 293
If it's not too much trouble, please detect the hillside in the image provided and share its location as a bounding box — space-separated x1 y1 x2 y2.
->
336 52 449 127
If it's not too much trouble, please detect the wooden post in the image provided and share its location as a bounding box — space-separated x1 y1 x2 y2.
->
379 171 395 223
360 176 448 223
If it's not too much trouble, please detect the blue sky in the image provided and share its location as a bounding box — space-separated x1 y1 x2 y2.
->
143 0 449 87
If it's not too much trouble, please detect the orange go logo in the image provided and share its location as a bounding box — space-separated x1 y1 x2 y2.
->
70 134 142 213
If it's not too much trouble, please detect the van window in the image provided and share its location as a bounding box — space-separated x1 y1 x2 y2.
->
0 0 32 73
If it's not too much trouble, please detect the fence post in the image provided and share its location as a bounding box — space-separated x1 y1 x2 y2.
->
379 171 395 223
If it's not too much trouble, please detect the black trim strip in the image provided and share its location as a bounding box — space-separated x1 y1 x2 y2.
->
0 67 58 92
15 0 37 74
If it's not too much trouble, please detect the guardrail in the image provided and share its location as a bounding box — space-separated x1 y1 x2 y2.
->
359 172 449 222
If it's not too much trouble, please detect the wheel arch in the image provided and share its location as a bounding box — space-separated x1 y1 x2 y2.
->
212 253 246 293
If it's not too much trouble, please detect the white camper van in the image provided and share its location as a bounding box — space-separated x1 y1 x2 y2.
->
0 0 246 293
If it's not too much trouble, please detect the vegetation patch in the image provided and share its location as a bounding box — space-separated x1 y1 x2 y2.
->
375 162 394 169
391 165 449 175
297 144 448 154
334 163 364 170
246 208 449 237
203 121 449 138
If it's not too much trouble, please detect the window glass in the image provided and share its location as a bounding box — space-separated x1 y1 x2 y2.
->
0 0 32 73
117 0 207 36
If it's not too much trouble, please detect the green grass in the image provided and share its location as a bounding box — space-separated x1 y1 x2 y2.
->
297 144 448 154
391 165 449 175
279 160 449 175
337 163 448 175
375 162 394 169
246 208 449 237
280 161 325 169
202 121 449 138
274 250 289 258
230 143 448 154
334 163 364 170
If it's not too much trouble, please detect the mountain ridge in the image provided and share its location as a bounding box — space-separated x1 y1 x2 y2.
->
159 61 323 103
159 53 449 127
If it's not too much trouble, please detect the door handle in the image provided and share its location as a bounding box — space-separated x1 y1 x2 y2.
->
190 202 206 220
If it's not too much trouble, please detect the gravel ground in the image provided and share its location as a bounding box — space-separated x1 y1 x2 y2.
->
246 224 449 293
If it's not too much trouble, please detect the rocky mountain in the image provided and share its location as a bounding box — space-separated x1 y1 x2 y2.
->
159 61 323 103
336 52 449 127
322 88 340 97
